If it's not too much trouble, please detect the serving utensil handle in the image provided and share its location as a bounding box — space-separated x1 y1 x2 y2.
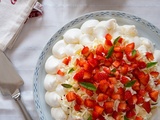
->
13 93 32 120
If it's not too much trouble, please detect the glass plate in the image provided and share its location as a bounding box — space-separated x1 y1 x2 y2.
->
33 10 160 120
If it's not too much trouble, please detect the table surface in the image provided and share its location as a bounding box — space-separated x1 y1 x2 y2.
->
0 0 160 120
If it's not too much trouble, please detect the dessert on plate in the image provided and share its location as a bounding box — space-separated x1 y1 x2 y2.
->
44 19 160 120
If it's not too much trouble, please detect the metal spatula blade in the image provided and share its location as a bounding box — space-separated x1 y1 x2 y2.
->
0 50 32 120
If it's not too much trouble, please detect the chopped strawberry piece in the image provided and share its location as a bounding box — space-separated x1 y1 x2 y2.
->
138 71 149 85
96 44 104 56
94 105 104 116
137 95 144 104
146 52 154 60
87 52 94 60
124 90 132 100
66 91 77 102
57 69 65 76
126 109 136 118
74 104 81 111
98 79 109 93
76 95 83 105
127 95 138 105
114 46 122 52
142 101 151 113
73 69 84 81
150 71 159 78
149 90 159 102
137 61 146 69
111 93 122 100
113 60 121 68
135 116 143 120
114 52 123 59
84 99 95 108
85 89 94 96
120 76 129 84
62 56 71 65
125 42 135 52
112 111 121 120
108 77 117 84
81 46 89 55
94 71 108 82
120 65 128 75
118 102 127 112
104 101 114 114
145 84 153 92
83 71 92 79
88 58 99 68
104 58 113 67
132 80 140 91
105 33 112 41
97 93 108 102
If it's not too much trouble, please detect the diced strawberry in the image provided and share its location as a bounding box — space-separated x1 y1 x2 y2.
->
127 95 137 105
105 33 112 41
108 77 117 84
124 90 132 100
74 104 81 111
116 87 125 95
146 52 154 60
81 46 89 56
142 101 151 113
137 61 146 69
84 99 95 108
132 80 140 91
113 60 121 68
138 71 149 85
114 46 122 52
94 71 108 82
112 111 121 120
62 56 71 65
83 71 92 79
76 94 83 105
114 52 123 60
125 42 135 52
98 79 109 93
57 69 65 76
85 89 94 96
150 71 159 78
111 93 122 100
96 44 104 56
138 89 146 96
137 95 144 104
94 105 104 117
149 90 159 102
145 84 153 92
155 79 160 86
135 116 143 120
66 91 77 102
120 76 129 84
97 93 108 102
103 66 111 74
104 101 114 114
120 65 128 75
73 69 84 81
104 58 113 67
126 109 136 118
118 102 127 112
88 58 99 68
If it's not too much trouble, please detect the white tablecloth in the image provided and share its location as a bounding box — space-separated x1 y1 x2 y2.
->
0 0 160 119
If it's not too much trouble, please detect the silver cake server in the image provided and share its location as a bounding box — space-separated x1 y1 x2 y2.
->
0 50 32 120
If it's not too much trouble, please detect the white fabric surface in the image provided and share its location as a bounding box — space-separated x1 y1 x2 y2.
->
0 0 160 119
0 0 37 51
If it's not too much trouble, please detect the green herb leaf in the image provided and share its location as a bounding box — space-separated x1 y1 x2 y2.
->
111 68 116 73
132 49 137 56
124 115 129 120
124 80 136 87
106 46 114 58
113 36 120 45
87 115 92 120
79 82 97 91
61 84 72 88
68 68 74 73
146 62 157 68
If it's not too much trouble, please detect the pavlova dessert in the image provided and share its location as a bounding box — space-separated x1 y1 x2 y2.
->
44 18 160 120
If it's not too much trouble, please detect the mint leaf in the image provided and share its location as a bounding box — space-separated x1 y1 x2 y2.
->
79 82 96 91
132 49 137 56
124 80 136 87
113 36 120 45
106 46 114 58
68 68 74 73
146 62 157 68
61 84 72 88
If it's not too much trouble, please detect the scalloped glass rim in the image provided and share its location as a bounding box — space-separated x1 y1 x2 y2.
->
33 10 160 120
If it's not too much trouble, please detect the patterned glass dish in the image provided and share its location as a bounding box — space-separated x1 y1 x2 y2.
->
33 10 160 120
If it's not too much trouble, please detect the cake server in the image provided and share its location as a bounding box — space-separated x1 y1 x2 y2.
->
0 50 32 120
